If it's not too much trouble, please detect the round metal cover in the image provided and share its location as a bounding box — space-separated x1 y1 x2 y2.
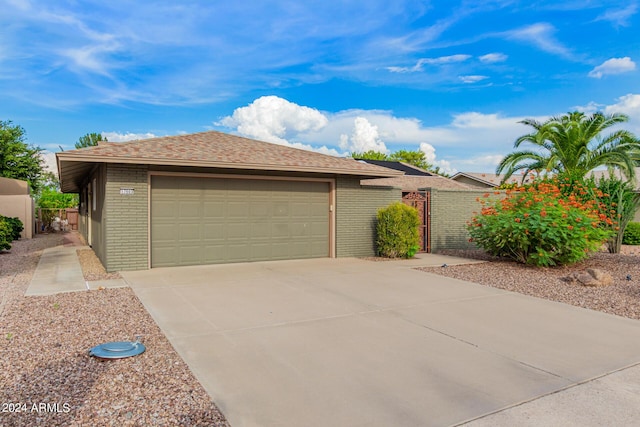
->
89 340 146 359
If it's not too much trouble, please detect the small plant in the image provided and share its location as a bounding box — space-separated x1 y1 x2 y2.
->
6 332 13 340
53 302 60 310
623 222 640 245
376 202 420 258
5 216 23 240
0 217 12 251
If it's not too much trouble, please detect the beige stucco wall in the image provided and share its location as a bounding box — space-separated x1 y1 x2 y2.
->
0 177 30 195
0 195 34 238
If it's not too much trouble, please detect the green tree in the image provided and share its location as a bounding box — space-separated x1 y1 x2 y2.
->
388 149 431 170
75 132 106 149
497 112 640 184
36 187 78 230
0 120 46 193
351 150 389 161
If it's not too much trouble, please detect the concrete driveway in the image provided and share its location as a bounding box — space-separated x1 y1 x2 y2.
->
122 257 640 427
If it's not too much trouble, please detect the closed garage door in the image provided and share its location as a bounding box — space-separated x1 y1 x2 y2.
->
151 175 331 267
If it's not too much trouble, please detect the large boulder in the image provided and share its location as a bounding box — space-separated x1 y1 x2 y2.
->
564 268 614 287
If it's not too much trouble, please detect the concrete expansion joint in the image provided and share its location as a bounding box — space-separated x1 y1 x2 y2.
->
455 360 640 426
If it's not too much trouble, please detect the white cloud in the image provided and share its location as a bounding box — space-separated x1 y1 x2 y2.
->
101 131 159 142
588 57 636 78
595 4 638 28
387 54 471 73
479 53 507 63
217 95 328 145
603 93 640 134
217 95 341 155
339 117 388 154
217 96 549 174
504 23 573 59
419 142 455 175
60 42 120 76
459 75 488 84
42 151 58 175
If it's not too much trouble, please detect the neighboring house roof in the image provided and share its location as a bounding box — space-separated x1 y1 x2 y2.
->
355 160 433 176
360 175 473 191
450 172 536 188
587 168 640 190
0 177 30 195
57 131 403 193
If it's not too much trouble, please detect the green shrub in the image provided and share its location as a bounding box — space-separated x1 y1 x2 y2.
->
5 217 23 240
467 181 612 267
623 222 640 245
0 217 12 251
376 202 420 258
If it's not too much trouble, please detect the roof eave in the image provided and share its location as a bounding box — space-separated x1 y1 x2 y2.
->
56 154 403 180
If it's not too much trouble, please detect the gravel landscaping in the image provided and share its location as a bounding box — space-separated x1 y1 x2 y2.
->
0 233 229 427
420 246 640 321
3 231 640 426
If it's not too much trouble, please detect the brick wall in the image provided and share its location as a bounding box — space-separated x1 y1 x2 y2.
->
104 164 149 272
429 188 505 251
335 177 401 257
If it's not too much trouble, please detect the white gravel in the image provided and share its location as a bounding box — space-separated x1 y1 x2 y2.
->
0 233 229 426
419 246 640 321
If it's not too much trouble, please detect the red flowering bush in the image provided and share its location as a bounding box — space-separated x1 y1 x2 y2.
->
467 179 612 266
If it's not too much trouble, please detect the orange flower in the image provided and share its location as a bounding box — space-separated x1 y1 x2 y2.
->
567 225 574 230
515 218 521 223
540 209 547 217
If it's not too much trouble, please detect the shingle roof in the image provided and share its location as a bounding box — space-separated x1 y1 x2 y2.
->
355 160 433 176
451 172 536 187
57 131 402 192
361 175 473 191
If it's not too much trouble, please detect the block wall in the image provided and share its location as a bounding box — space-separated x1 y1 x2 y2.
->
103 164 149 271
429 188 505 251
335 177 401 257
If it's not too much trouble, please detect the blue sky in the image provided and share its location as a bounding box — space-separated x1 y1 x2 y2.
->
2 0 639 175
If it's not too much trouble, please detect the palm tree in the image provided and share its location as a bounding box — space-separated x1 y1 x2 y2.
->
496 111 640 184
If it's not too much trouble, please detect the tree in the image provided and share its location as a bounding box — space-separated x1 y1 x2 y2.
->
351 150 389 161
0 120 46 193
388 149 431 170
497 112 640 184
75 132 106 149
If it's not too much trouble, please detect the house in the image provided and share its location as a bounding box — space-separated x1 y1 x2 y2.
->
450 172 536 188
56 131 402 272
0 177 34 239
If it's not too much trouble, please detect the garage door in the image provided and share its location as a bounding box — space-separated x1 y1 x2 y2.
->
151 176 331 267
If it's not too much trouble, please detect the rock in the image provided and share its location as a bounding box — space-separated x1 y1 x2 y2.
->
564 268 614 287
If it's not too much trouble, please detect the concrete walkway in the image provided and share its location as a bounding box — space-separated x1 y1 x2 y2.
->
123 258 640 427
26 239 128 296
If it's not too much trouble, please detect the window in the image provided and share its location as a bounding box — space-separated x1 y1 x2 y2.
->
92 178 97 211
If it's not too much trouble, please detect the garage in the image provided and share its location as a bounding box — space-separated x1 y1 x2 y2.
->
56 130 402 271
150 175 332 267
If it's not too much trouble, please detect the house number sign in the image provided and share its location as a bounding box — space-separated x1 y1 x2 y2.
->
120 188 135 195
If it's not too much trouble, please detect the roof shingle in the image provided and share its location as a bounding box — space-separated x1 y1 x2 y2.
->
57 131 402 192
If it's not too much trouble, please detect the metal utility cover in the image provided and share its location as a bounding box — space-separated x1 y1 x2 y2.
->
89 341 146 359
